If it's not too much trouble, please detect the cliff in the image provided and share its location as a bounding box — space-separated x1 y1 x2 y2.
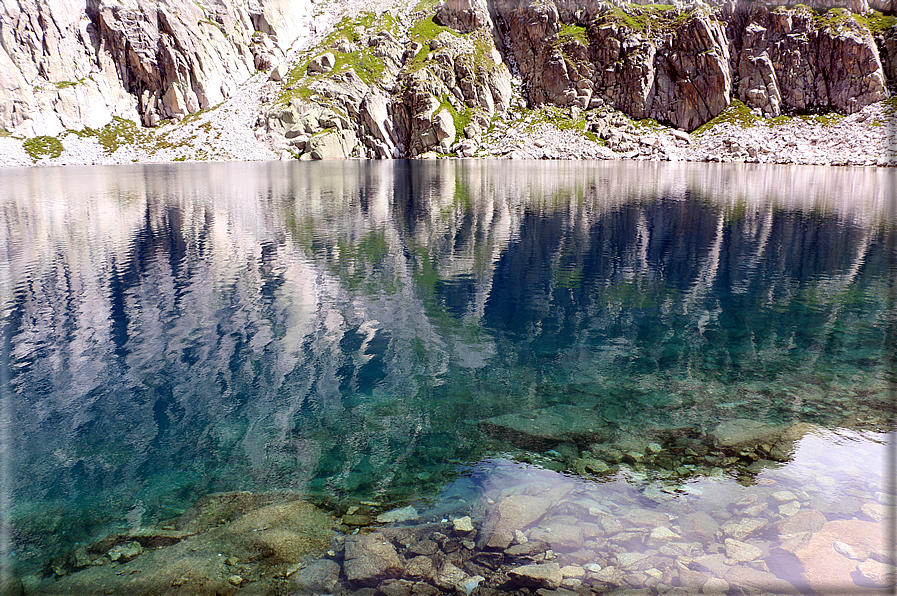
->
0 0 312 136
0 0 894 162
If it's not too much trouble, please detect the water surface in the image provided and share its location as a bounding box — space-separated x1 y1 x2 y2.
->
0 161 894 591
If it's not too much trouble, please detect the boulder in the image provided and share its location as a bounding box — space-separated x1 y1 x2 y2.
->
435 0 493 34
710 418 786 451
794 520 890 594
508 563 562 589
432 108 456 151
478 405 609 450
308 52 336 74
856 559 897 588
480 494 554 549
723 566 802 595
306 129 358 159
343 533 405 586
269 63 288 81
294 559 341 593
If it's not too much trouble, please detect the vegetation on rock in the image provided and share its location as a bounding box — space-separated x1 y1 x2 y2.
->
23 136 64 161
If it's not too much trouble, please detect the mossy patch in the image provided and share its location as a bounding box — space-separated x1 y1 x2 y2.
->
558 23 589 45
23 136 64 161
853 10 897 34
596 3 690 34
0 128 11 138
409 13 452 44
54 79 85 89
278 12 398 105
692 99 758 135
73 116 149 154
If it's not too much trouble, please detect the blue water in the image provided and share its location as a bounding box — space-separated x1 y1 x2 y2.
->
0 160 894 582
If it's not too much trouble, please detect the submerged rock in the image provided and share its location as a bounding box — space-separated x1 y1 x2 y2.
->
478 405 609 450
31 495 334 596
508 562 563 589
343 533 405 586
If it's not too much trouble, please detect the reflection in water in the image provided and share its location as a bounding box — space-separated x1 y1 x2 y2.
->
0 161 894 590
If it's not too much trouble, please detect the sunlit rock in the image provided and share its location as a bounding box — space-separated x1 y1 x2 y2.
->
795 520 888 594
508 562 562 589
343 534 405 586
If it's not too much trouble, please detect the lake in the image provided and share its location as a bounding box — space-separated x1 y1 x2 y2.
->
1 160 894 594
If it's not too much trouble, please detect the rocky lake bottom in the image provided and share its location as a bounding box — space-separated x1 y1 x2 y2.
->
18 412 895 596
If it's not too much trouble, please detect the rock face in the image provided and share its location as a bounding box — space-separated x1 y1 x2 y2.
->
0 0 313 136
737 3 888 116
0 0 892 153
264 0 891 161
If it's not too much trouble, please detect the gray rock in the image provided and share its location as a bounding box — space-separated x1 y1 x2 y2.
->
308 53 336 74
435 0 493 33
711 418 786 451
508 562 562 589
269 63 288 82
434 561 469 591
724 538 763 562
295 559 340 593
343 534 404 586
721 518 767 541
723 565 802 595
776 509 825 536
680 511 720 543
306 129 357 160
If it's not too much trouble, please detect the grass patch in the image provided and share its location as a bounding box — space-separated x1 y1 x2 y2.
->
409 13 452 44
692 99 758 135
54 79 84 89
278 12 400 105
0 128 10 137
73 117 148 154
597 3 689 34
23 136 64 161
558 23 589 45
852 10 897 34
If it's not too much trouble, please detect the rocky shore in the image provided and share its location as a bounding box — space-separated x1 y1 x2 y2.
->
0 89 893 168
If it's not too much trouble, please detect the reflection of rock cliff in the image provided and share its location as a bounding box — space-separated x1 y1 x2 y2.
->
1 0 893 154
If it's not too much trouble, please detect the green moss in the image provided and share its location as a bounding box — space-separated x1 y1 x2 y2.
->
597 3 687 34
438 97 472 140
558 23 589 45
692 99 758 135
0 128 10 137
852 10 897 34
278 12 399 105
412 0 441 12
409 13 451 44
74 116 148 154
331 51 388 86
54 79 84 89
23 136 64 161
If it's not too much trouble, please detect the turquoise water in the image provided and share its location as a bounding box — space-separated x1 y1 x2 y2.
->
0 161 894 585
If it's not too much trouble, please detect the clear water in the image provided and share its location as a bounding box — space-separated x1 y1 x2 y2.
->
0 161 894 589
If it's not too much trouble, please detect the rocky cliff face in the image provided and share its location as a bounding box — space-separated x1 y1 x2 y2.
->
0 0 312 136
0 0 893 159
263 0 892 161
